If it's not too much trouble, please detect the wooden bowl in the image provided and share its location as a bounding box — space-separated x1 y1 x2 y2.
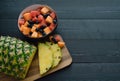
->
18 4 58 39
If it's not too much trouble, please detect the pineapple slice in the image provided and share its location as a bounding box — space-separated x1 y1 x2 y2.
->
0 36 37 79
38 42 62 75
46 42 62 68
38 43 53 75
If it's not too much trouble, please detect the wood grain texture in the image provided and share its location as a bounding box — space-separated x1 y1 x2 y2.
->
1 0 120 81
0 0 120 19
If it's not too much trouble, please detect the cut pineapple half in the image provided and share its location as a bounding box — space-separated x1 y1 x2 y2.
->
0 36 37 79
38 43 53 75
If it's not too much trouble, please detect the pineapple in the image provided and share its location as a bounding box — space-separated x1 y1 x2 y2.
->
47 42 62 68
0 36 37 79
38 42 62 75
38 43 53 75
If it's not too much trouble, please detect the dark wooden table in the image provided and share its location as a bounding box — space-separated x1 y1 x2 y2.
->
1 0 120 81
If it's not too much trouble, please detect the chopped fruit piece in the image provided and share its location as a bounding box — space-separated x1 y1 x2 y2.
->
41 19 46 25
44 27 51 34
31 31 38 38
31 26 36 32
41 7 49 14
38 32 42 37
30 10 40 18
55 35 61 42
32 17 38 22
50 12 56 19
22 26 31 35
24 21 29 27
46 16 53 23
18 19 25 26
34 24 40 28
58 41 65 48
23 12 32 20
20 25 24 31
38 15 44 22
49 23 55 30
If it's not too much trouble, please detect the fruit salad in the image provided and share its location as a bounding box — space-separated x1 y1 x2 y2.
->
18 5 57 38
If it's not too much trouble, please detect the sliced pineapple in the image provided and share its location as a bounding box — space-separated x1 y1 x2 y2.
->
38 43 53 75
46 42 62 68
38 42 62 75
0 36 37 79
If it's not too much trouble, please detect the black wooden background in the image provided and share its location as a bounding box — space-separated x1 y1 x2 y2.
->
0 0 120 81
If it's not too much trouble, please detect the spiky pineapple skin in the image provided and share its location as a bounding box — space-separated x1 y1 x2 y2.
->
0 36 37 79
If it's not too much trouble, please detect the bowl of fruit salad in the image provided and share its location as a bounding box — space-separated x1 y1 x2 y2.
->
18 4 58 39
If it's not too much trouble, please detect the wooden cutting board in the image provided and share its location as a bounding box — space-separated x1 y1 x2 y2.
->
0 35 72 81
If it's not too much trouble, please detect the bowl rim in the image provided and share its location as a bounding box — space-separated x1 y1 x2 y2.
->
18 4 58 39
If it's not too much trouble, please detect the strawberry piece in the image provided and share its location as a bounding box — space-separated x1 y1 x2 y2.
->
49 23 55 30
38 15 44 22
19 19 25 26
32 17 38 22
54 35 61 42
30 10 40 18
50 12 56 19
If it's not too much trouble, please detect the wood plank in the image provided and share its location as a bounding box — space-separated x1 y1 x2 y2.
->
36 63 120 81
0 0 120 19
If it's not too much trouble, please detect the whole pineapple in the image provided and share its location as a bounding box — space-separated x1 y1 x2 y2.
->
0 36 37 79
